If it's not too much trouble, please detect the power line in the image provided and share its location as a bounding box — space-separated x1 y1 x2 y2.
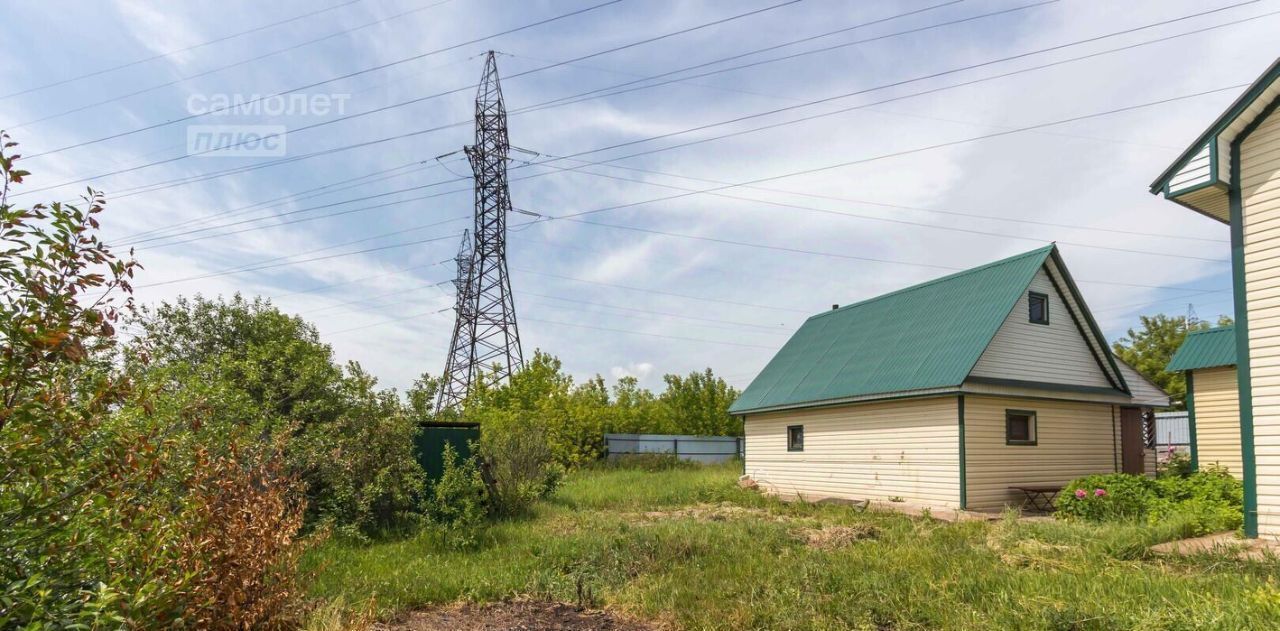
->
7 1 458 130
26 0 803 193
521 0 1059 114
511 268 812 314
132 231 463 289
17 0 1037 194
521 316 779 349
28 1 1270 209
521 213 1224 295
111 159 437 243
121 183 472 250
513 158 1226 262
537 86 1252 238
0 0 365 100
123 81 1242 286
113 70 1246 254
164 215 467 282
543 155 1227 244
47 0 967 207
22 0 627 160
519 290 792 333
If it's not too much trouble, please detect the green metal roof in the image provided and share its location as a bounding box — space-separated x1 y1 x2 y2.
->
731 246 1057 414
1167 325 1237 371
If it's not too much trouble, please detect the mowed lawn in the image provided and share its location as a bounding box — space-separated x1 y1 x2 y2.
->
303 463 1280 629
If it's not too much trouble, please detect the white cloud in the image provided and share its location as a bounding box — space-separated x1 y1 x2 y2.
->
611 362 654 381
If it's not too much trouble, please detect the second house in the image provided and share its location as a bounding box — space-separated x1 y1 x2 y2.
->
730 245 1169 512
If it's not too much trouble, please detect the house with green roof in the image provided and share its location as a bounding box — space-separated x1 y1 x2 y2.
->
731 244 1168 512
1168 326 1241 478
1148 57 1280 538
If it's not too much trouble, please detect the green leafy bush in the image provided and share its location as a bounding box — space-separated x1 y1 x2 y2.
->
474 408 562 516
424 444 487 548
1162 450 1195 477
127 295 426 536
1057 468 1243 536
0 135 309 628
1058 474 1159 521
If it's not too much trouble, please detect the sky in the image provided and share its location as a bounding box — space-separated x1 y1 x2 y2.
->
0 0 1274 395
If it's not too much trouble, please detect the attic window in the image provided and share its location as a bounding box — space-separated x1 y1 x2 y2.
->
1028 292 1049 325
787 425 804 452
1006 410 1037 446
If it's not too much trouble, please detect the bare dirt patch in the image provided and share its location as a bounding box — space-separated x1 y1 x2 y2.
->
796 524 880 550
627 501 792 523
374 600 654 631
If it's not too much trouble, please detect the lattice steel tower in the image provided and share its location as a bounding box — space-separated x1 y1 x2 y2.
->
436 51 523 411
437 230 475 411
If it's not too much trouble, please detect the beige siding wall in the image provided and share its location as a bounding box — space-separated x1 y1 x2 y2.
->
743 397 959 507
1192 366 1243 477
964 396 1118 511
970 268 1113 388
1242 106 1280 537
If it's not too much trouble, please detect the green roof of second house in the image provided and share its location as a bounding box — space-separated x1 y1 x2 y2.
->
1167 325 1237 372
731 246 1062 414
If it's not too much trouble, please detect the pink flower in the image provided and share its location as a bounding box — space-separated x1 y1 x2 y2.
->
1094 489 1107 497
1075 489 1087 499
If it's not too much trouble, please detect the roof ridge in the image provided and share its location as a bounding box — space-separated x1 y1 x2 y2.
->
809 245 1055 321
1187 324 1235 335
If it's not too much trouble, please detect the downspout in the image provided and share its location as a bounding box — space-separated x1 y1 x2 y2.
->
958 395 967 510
1229 140 1259 538
1186 371 1199 471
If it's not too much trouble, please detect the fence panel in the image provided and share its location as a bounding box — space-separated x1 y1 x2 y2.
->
1154 411 1190 453
604 433 742 464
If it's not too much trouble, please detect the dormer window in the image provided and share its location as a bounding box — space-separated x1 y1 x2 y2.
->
1028 292 1049 325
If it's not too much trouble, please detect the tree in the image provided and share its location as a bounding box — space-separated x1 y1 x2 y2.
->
1112 313 1233 409
126 294 424 535
658 368 741 436
0 133 307 627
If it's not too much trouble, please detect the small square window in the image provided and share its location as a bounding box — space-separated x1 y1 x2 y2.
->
787 425 804 452
1006 410 1037 446
1028 292 1049 325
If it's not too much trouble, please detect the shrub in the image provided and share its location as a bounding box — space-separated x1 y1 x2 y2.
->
425 444 487 548
1057 474 1159 521
475 408 562 516
0 135 310 628
127 296 427 536
296 363 425 539
177 442 309 630
1162 450 1195 478
1057 469 1243 536
1151 466 1243 534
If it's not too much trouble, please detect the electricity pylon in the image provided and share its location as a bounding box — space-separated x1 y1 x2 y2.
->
436 51 523 411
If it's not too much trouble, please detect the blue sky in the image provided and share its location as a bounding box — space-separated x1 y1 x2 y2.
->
1 0 1272 393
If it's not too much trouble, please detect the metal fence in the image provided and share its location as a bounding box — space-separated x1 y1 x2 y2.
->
1154 411 1190 453
604 433 743 464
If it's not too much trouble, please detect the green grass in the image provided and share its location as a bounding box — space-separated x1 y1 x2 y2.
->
303 463 1280 629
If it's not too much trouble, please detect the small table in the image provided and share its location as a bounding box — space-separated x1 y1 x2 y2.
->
1009 485 1062 513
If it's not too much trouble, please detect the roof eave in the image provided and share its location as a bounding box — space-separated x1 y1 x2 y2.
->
1149 57 1280 195
731 386 962 416
1046 247 1131 394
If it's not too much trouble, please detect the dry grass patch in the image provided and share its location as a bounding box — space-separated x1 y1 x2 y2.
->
627 501 793 524
372 600 656 631
795 524 881 550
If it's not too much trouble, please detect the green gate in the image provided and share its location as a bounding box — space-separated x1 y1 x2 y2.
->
414 422 480 480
